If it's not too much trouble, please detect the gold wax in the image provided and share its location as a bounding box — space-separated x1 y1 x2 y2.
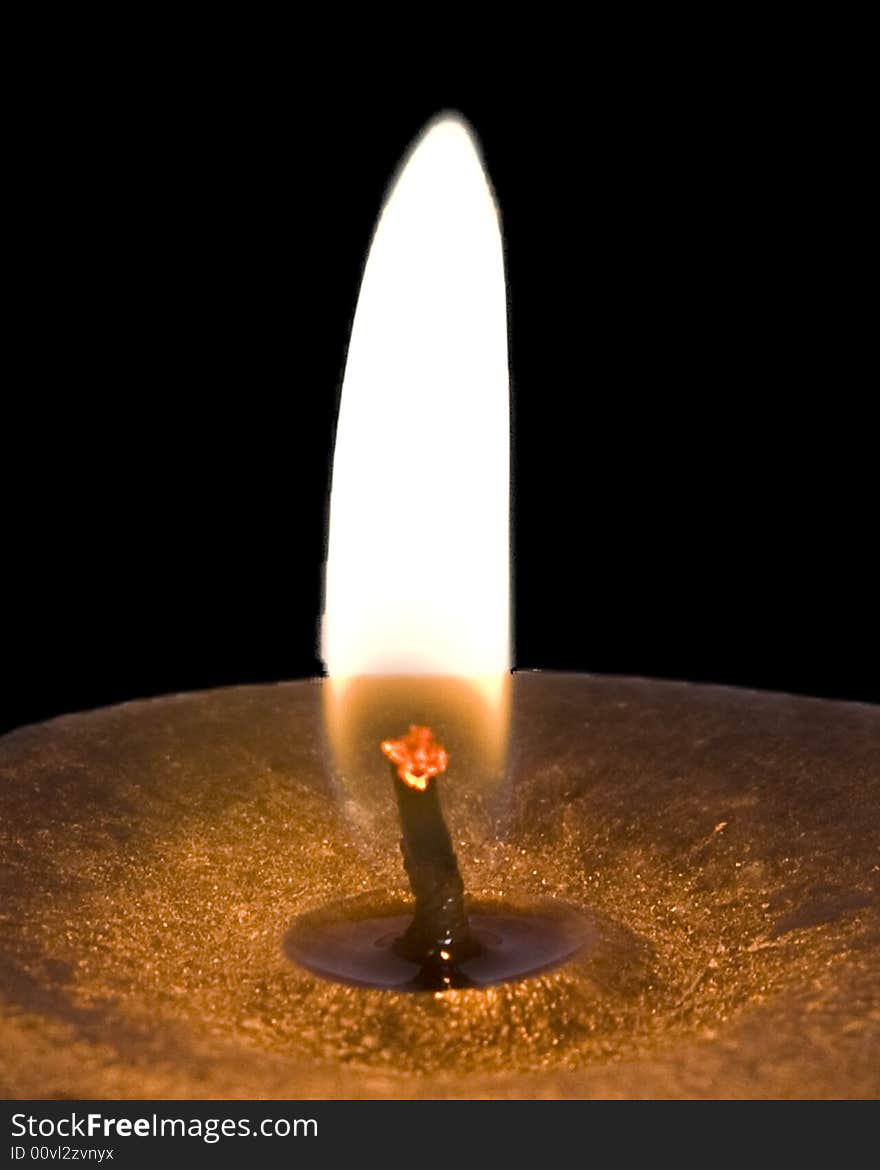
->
0 673 877 1098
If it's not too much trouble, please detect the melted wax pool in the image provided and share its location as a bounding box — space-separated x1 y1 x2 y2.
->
284 900 592 990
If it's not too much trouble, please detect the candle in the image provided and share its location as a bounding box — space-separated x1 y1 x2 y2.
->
0 675 877 1097
0 114 878 1100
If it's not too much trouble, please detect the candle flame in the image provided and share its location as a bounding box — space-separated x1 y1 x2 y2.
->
381 725 449 791
322 113 511 785
322 113 510 682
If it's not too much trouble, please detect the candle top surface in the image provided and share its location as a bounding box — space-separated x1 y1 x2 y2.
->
0 673 878 1099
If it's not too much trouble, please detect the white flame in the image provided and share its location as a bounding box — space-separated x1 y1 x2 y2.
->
322 114 510 679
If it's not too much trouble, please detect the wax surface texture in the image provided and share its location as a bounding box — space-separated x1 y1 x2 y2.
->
0 674 877 1098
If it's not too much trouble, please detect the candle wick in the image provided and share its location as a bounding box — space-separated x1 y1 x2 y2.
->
381 727 479 980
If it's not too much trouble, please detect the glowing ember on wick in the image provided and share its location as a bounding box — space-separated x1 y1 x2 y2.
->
380 725 478 978
381 724 448 791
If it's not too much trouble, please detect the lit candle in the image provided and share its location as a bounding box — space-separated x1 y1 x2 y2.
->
287 115 587 993
0 115 877 1101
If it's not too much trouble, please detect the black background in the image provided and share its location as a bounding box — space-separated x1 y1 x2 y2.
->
4 52 875 735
